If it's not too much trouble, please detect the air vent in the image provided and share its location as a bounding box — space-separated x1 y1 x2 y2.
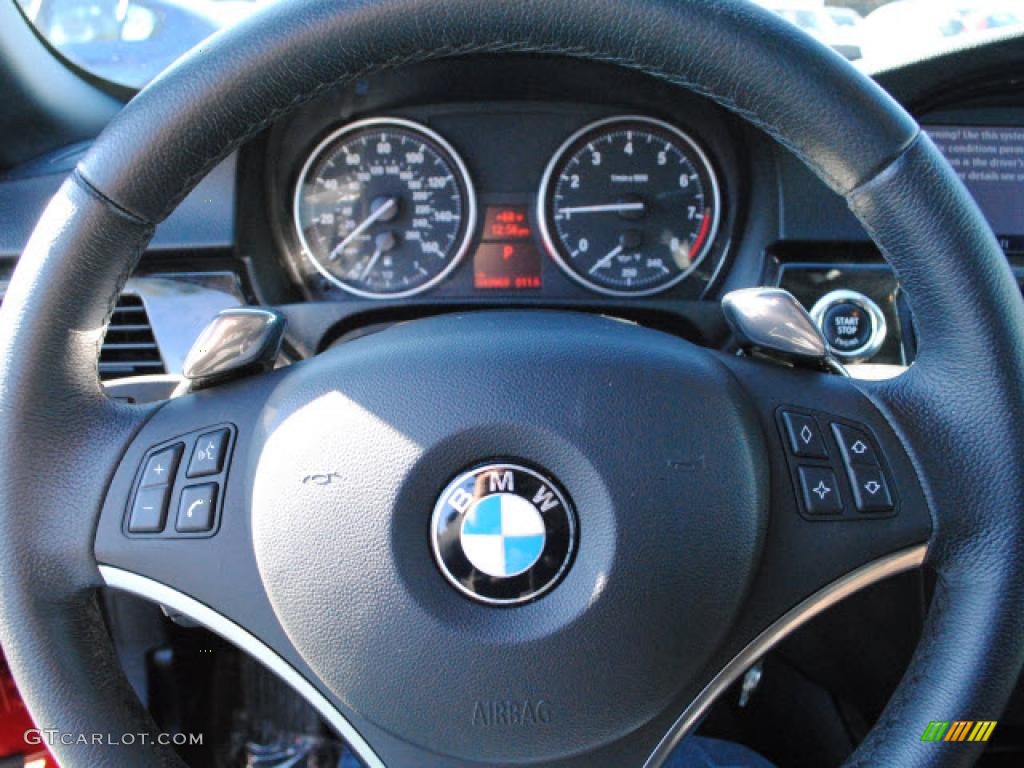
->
0 291 164 379
100 294 165 380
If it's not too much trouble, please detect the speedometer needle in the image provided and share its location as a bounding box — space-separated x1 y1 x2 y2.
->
359 244 384 281
329 197 397 261
589 245 623 274
558 202 645 215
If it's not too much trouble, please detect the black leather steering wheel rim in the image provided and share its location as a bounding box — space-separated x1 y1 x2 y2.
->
2 1 1024 766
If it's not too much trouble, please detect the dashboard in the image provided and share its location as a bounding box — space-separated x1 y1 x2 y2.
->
3 54 1024 377
926 124 1024 254
242 55 1024 371
763 113 1024 369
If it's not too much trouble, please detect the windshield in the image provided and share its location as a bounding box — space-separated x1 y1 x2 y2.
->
14 0 1024 89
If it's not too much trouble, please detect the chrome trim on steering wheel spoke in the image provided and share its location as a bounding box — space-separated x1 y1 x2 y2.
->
101 547 927 768
644 545 928 767
98 565 386 768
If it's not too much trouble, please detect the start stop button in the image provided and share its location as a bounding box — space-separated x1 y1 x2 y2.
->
810 290 887 362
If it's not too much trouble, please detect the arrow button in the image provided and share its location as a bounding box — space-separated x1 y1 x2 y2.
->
782 412 828 459
848 466 893 513
832 423 880 467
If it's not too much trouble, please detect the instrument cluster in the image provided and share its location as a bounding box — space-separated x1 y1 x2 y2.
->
273 95 739 306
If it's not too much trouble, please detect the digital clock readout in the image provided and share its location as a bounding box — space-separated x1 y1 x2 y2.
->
473 206 543 291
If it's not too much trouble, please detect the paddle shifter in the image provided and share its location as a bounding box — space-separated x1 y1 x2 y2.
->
722 287 847 375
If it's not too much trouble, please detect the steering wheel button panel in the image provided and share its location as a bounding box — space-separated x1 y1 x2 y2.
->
187 428 230 477
781 411 828 459
797 466 844 516
176 484 219 533
776 408 896 521
140 443 183 488
125 424 235 538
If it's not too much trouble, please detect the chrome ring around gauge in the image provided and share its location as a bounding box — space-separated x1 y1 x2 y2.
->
538 115 722 297
293 117 477 299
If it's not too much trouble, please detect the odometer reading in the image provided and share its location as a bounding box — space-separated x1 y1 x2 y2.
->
294 118 476 298
538 116 721 296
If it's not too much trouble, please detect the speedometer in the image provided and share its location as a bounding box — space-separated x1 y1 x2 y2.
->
538 116 721 297
293 117 476 299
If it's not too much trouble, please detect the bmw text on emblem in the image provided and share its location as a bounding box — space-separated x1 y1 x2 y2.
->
431 463 577 605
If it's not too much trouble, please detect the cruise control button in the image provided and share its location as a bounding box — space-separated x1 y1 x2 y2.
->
832 423 879 467
176 483 219 533
797 466 843 516
849 466 893 513
782 412 828 459
129 485 171 533
141 444 183 488
187 429 229 477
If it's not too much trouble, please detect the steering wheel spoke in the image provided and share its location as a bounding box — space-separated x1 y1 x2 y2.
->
97 375 269 602
93 370 408 767
640 356 935 763
722 354 932 599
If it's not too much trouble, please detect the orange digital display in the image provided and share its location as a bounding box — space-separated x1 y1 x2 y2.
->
474 242 543 290
483 206 532 240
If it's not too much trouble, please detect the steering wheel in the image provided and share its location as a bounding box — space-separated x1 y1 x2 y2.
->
3 1 1024 766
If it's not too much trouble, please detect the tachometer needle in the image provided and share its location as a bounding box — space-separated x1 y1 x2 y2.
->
589 245 623 274
329 197 397 261
558 202 645 215
359 244 384 281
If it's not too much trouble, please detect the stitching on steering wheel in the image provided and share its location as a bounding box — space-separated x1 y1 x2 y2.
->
73 169 151 228
69 169 156 372
843 577 951 768
131 39 846 224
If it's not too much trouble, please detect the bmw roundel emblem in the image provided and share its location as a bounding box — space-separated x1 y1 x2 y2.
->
431 463 577 605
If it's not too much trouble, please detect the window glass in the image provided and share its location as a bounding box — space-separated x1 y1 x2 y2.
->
15 0 1024 89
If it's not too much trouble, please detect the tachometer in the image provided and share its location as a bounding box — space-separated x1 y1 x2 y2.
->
294 117 476 299
538 116 721 296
